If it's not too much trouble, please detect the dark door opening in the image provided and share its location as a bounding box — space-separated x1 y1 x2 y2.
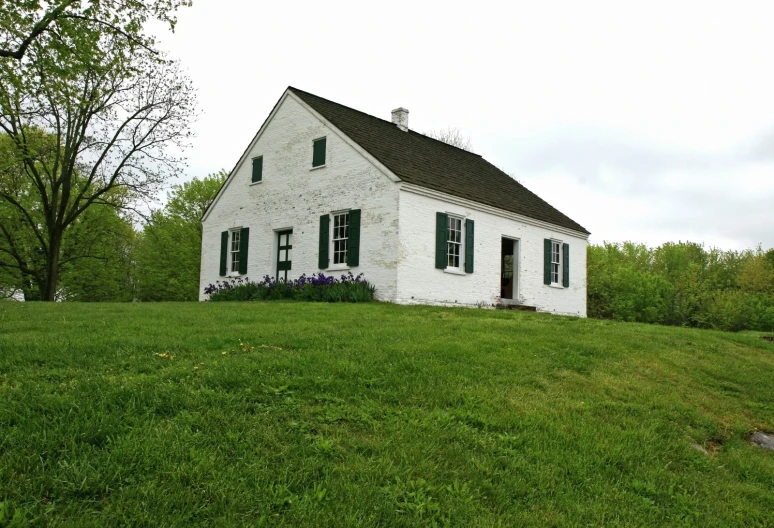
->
277 230 292 282
501 238 517 301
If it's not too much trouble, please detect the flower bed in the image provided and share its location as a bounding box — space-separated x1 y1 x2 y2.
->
203 272 376 302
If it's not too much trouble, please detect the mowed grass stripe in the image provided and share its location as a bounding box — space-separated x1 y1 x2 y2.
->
0 302 773 527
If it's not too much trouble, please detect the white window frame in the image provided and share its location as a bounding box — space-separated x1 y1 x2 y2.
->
328 210 350 270
446 215 464 272
229 228 241 275
551 239 562 285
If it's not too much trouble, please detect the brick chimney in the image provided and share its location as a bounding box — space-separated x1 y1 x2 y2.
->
391 107 409 131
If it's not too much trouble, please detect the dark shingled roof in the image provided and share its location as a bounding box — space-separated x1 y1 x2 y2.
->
289 87 589 235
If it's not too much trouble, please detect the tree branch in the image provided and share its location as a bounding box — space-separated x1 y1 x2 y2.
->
0 0 78 60
59 14 159 55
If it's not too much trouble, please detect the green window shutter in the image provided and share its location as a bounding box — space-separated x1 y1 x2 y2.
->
347 209 361 267
464 219 474 273
313 137 326 167
251 157 263 183
219 231 228 276
239 227 249 274
562 243 570 287
544 239 552 285
318 214 330 269
435 212 448 269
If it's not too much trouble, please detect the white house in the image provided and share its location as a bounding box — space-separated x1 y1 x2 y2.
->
200 87 590 315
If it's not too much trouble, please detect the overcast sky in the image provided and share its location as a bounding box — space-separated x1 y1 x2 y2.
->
152 0 774 250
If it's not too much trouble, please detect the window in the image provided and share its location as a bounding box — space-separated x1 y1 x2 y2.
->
447 216 462 269
332 212 349 265
312 137 326 167
319 209 361 269
435 213 474 273
220 227 249 277
230 229 241 273
252 156 263 183
543 238 568 287
551 240 561 284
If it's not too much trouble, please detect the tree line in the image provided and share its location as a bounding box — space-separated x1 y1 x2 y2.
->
588 242 774 332
0 169 224 302
5 177 774 334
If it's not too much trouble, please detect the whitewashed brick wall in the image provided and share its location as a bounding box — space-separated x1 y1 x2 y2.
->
396 188 588 316
200 95 401 301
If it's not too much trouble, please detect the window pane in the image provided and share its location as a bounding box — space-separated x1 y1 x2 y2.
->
446 216 463 268
332 213 349 265
230 230 241 273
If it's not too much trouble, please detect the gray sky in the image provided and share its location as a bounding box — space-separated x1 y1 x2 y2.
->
152 0 774 250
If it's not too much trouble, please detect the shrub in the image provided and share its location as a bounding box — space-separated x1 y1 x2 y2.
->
204 272 377 303
588 242 774 332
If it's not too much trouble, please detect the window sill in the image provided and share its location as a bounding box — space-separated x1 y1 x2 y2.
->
548 283 565 289
327 265 350 272
310 164 327 171
443 268 466 276
249 180 263 186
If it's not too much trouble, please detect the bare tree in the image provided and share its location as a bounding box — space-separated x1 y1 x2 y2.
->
425 127 474 152
0 12 196 300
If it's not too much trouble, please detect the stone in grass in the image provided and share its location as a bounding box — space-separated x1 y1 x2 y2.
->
750 432 774 451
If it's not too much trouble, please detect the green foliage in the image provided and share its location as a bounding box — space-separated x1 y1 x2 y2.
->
0 1 195 300
134 171 227 302
56 206 136 302
0 1 191 62
0 132 136 301
1 302 774 525
207 274 377 303
589 242 774 331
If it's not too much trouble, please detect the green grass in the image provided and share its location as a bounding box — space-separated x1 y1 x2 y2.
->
1 302 773 527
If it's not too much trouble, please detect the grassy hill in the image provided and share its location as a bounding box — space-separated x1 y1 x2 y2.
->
1 302 773 527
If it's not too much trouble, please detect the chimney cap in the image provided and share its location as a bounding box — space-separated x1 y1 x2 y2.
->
391 107 409 131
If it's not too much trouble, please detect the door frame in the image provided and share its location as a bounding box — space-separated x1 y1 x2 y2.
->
275 229 293 282
500 236 520 304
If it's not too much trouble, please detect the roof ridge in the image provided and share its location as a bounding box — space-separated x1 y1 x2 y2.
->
409 130 483 157
287 86 589 235
288 86 398 128
288 86 483 158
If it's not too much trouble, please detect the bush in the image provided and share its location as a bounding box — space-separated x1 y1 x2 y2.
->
588 242 774 332
204 272 377 303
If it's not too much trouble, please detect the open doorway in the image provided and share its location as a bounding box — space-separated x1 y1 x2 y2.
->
501 237 519 302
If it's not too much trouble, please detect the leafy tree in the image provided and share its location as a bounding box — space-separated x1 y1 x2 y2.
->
57 205 136 302
587 241 774 332
737 248 774 294
0 131 137 300
0 0 189 61
135 171 227 301
0 1 195 300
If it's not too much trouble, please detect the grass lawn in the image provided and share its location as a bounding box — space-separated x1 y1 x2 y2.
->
1 302 773 527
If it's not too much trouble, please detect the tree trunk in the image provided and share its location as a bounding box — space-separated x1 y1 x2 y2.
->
43 233 62 301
